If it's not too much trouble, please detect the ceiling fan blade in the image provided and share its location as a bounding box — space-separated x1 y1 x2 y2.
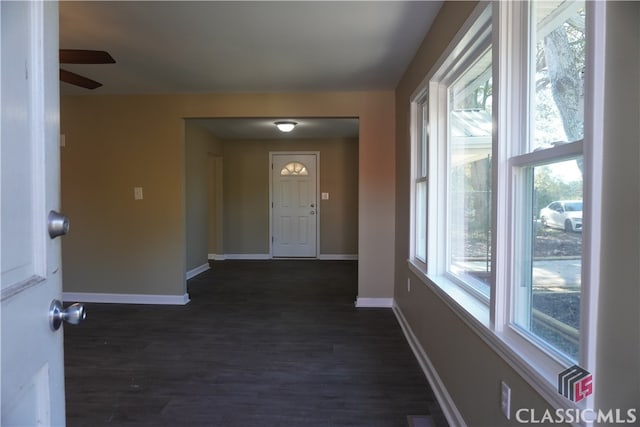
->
60 49 115 64
60 69 103 89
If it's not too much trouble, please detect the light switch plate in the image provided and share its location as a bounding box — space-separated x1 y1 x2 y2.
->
134 187 143 200
321 192 329 200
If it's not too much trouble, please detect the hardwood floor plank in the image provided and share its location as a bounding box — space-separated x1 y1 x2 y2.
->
65 260 447 427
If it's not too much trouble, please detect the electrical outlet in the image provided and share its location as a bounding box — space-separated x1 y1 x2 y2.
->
501 381 511 420
407 278 411 292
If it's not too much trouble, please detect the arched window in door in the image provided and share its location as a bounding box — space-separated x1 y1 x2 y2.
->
280 162 309 176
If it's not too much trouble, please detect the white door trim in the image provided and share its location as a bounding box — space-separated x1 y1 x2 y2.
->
269 151 320 258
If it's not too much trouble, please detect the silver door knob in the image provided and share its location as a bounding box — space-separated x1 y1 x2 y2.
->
310 211 316 215
48 210 69 239
49 299 86 331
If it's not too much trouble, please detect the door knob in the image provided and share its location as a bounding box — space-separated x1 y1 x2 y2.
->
48 210 69 239
49 299 86 331
310 211 316 215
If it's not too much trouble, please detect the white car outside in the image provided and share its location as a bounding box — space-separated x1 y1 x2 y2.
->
539 200 582 232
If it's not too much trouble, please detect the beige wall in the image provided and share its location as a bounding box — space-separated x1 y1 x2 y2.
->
208 154 223 256
394 1 639 425
61 98 185 296
185 122 222 271
61 91 394 299
221 138 358 256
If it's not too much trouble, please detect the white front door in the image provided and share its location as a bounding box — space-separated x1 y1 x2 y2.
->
1 2 67 425
271 153 318 257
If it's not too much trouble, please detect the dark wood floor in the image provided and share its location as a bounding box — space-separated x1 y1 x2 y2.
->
64 260 446 427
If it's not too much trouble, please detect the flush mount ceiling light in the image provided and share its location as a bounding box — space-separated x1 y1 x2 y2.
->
274 121 297 133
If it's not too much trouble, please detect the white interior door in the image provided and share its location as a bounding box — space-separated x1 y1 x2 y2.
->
271 153 318 257
1 2 67 425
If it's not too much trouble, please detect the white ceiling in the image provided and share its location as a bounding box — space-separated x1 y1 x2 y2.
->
59 1 442 138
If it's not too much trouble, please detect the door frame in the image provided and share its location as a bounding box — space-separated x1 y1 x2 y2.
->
269 151 320 258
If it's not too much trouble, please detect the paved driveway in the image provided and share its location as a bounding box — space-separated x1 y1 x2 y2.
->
533 259 581 290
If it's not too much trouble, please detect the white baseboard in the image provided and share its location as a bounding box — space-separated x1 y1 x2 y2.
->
186 263 210 280
354 297 394 308
393 301 466 427
209 254 358 261
62 292 190 305
318 254 358 260
218 253 271 260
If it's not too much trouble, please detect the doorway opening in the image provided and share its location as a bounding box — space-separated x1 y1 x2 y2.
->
184 117 359 264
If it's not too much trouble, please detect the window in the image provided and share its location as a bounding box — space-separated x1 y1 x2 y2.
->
409 0 603 407
508 0 586 364
512 158 583 361
447 47 493 299
410 3 493 305
280 162 308 176
414 98 428 263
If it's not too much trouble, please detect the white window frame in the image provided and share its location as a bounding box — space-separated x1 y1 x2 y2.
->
408 0 605 415
493 0 604 409
409 2 493 324
410 94 429 266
